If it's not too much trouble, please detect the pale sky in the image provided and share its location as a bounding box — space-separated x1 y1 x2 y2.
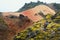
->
0 0 60 12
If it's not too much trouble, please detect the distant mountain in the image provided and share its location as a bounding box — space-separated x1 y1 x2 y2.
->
17 1 60 12
17 1 46 12
53 3 60 11
47 3 60 11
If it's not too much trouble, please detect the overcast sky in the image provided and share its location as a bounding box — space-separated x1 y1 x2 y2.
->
0 0 60 12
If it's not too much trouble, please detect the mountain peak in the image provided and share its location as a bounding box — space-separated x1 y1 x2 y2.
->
17 1 46 12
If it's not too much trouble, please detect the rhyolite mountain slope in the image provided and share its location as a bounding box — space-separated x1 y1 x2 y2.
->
2 5 55 22
15 9 60 40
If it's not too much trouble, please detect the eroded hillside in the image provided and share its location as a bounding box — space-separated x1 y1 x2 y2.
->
2 5 55 22
0 5 56 40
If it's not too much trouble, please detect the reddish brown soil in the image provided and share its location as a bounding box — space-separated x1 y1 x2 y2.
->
2 17 33 40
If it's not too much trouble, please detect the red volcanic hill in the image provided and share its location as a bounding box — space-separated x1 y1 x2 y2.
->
22 5 55 22
3 5 55 22
1 5 56 40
